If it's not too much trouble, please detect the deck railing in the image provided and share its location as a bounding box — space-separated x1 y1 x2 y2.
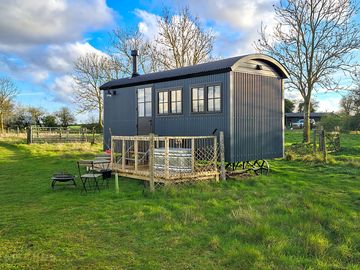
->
111 133 225 190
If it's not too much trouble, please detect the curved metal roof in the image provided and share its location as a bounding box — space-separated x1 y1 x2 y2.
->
100 54 289 90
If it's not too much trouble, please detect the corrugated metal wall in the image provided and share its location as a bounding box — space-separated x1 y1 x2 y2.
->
231 72 283 162
103 86 137 148
103 73 232 159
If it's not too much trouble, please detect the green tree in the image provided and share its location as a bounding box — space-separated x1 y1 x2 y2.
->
298 100 319 113
42 114 57 127
285 99 295 113
56 107 75 127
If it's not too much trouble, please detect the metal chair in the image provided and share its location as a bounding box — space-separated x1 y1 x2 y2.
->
77 160 102 193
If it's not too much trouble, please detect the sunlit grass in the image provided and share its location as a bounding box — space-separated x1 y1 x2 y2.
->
0 133 359 269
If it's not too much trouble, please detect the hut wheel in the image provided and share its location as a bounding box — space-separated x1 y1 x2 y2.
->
242 160 269 175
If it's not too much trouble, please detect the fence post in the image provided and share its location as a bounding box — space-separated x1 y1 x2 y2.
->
219 131 226 181
313 128 317 155
318 128 323 152
191 138 195 172
27 126 33 144
92 127 95 144
321 129 327 162
149 133 155 192
122 139 126 170
164 137 169 180
134 138 138 172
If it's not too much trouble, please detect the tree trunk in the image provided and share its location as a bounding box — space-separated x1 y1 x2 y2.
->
0 112 3 134
303 98 311 143
98 107 103 128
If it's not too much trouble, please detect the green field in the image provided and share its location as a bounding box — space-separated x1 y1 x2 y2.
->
0 131 359 269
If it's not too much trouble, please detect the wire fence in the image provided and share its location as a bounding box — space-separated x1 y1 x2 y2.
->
111 134 225 188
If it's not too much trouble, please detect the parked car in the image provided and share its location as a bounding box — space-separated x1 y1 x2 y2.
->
291 119 316 129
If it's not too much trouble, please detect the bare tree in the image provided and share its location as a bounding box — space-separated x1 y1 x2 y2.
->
154 7 215 69
110 28 160 75
255 0 360 142
340 95 354 115
109 7 215 74
0 77 18 133
73 53 120 127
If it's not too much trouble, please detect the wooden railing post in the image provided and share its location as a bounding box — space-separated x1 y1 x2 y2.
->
213 136 219 182
219 131 226 181
191 138 195 172
110 136 114 169
164 137 169 180
149 133 155 192
134 138 138 172
122 139 126 171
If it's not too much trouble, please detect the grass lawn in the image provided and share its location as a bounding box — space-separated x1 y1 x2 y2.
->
0 131 359 269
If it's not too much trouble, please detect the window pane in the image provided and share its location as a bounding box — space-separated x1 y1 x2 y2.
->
192 88 198 99
145 88 152 102
208 86 214 99
145 102 152 116
208 99 214 111
215 86 221 98
199 100 204 111
159 104 163 114
138 103 144 117
164 92 168 102
192 101 198 112
177 101 182 113
171 102 176 113
199 88 204 99
138 89 144 102
177 90 181 100
215 98 221 111
163 101 168 114
159 92 163 102
171 90 176 101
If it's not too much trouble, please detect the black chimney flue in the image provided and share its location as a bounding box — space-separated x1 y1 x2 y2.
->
131 49 139 77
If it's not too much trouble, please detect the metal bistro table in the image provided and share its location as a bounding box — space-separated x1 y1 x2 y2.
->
93 158 112 187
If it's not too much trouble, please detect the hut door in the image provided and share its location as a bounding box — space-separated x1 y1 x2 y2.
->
137 87 153 135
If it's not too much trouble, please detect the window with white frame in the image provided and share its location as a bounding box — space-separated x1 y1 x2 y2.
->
191 87 205 112
171 89 182 114
207 85 221 112
137 87 152 117
158 91 169 114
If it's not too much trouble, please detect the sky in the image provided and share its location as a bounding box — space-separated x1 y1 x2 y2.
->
0 0 355 122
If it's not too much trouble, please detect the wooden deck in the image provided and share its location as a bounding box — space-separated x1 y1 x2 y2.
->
110 134 225 189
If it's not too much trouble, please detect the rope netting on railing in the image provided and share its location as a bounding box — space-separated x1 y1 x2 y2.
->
111 135 223 186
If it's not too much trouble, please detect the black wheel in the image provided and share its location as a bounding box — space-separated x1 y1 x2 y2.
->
242 160 269 175
253 160 269 175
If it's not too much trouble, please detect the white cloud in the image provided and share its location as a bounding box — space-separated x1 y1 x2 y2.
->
51 75 76 103
135 9 160 41
151 0 277 56
0 0 114 51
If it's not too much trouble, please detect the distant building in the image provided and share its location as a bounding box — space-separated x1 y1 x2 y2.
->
285 112 328 127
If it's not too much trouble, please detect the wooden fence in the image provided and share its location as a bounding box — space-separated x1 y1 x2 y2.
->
27 126 97 144
111 133 226 190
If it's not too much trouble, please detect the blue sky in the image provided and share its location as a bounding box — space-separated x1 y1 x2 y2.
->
0 0 355 122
